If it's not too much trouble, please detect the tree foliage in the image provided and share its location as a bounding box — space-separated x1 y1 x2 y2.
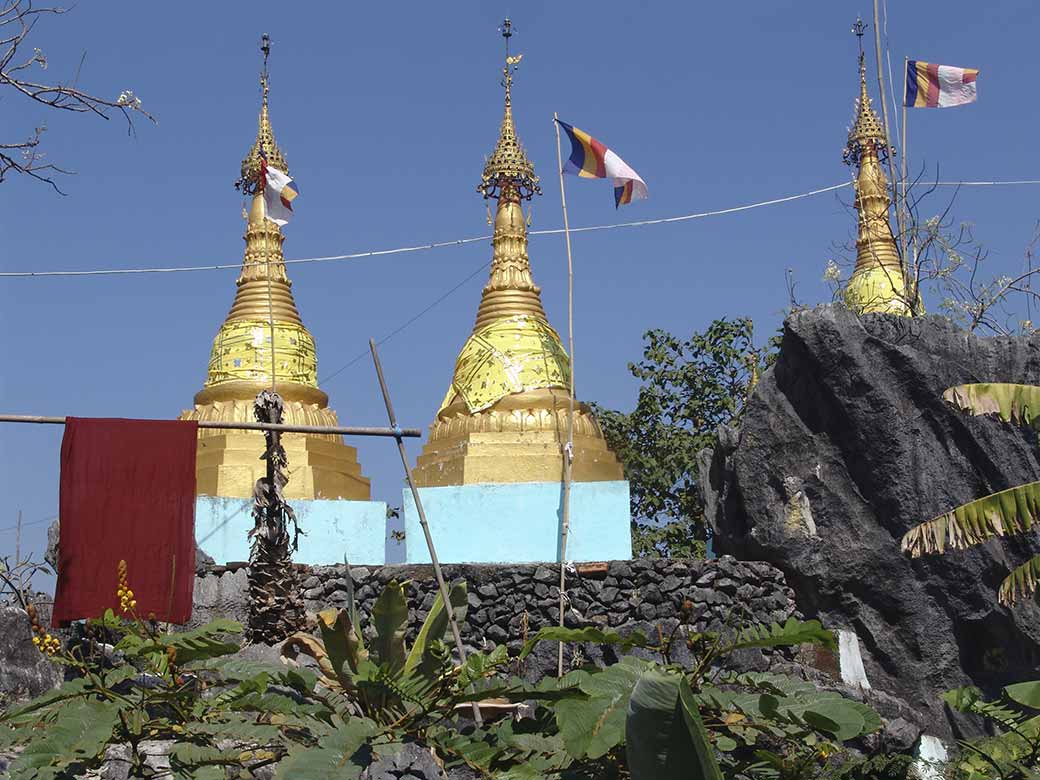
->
595 317 771 557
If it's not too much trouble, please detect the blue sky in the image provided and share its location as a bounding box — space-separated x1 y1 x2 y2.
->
3 1 1039 579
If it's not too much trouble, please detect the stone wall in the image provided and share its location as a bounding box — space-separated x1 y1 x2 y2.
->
191 556 797 678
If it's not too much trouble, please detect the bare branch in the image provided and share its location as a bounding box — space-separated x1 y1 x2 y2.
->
0 0 155 191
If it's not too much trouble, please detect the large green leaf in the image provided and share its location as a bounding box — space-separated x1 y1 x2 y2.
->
8 699 119 778
519 625 651 660
159 618 243 664
316 606 368 687
1005 680 1040 710
625 671 723 780
554 656 650 759
370 580 409 673
1000 554 1040 607
403 579 467 677
944 383 1040 430
727 618 836 652
274 717 378 780
901 481 1040 557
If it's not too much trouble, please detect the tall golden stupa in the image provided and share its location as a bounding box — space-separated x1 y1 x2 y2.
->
180 48 370 500
413 30 623 487
842 37 914 317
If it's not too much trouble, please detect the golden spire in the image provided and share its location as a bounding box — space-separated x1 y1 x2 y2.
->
239 34 288 192
478 19 540 202
411 20 623 487
842 19 913 317
471 19 547 330
181 35 371 501
202 35 316 395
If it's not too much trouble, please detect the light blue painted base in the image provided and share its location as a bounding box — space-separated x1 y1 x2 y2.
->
195 496 388 565
402 481 632 564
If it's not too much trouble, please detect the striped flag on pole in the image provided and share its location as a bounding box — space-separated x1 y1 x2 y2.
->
904 60 979 108
556 119 647 208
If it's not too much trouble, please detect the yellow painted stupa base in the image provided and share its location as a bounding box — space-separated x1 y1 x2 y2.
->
413 388 624 487
180 384 371 501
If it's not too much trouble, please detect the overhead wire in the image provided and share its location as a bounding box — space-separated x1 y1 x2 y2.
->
3 179 1039 280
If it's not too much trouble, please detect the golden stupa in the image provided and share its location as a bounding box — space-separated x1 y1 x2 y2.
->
842 45 914 317
180 56 370 500
412 38 623 487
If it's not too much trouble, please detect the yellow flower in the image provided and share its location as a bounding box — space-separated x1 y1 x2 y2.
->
129 600 137 609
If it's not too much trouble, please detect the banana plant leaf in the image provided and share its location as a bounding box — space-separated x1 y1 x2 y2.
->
900 481 1040 557
403 579 467 676
625 671 723 780
999 554 1040 607
943 383 1040 430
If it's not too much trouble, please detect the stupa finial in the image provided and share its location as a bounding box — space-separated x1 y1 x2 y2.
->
844 18 891 168
478 19 540 201
238 33 288 194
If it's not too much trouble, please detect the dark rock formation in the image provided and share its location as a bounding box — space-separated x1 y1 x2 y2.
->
704 304 1040 738
0 599 63 703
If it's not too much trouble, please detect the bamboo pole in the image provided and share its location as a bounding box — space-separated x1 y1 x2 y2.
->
367 339 483 726
872 0 905 273
0 414 420 438
553 113 576 678
900 57 910 267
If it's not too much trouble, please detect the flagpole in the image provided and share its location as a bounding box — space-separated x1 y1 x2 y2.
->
553 111 576 679
872 1 905 273
900 56 910 269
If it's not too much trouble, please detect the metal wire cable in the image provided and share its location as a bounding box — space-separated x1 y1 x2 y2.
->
0 182 858 278
3 180 1038 279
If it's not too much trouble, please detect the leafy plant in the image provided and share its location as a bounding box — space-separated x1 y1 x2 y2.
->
901 382 1040 605
279 577 494 727
594 317 773 557
944 680 1040 778
512 616 885 779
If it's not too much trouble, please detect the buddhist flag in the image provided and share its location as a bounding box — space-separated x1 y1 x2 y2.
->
904 61 979 108
556 119 647 208
259 150 299 225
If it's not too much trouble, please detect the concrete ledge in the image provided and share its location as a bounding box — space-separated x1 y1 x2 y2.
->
401 481 632 564
194 496 387 565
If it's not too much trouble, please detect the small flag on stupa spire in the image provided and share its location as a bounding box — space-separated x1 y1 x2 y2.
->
556 119 647 208
259 150 299 226
904 60 979 108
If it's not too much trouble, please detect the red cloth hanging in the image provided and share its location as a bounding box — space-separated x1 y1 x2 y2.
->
52 418 198 626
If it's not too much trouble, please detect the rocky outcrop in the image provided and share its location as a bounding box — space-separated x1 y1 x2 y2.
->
0 599 63 704
704 305 1040 738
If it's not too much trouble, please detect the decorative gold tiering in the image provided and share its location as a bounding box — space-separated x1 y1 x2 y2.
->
239 70 288 194
478 20 540 201
181 52 370 500
843 50 914 317
413 34 622 488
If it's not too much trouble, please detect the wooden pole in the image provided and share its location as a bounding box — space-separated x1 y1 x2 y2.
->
0 414 421 438
367 339 483 726
900 58 910 269
553 113 576 678
872 0 906 273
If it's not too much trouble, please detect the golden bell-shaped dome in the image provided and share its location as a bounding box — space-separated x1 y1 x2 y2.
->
413 46 622 488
